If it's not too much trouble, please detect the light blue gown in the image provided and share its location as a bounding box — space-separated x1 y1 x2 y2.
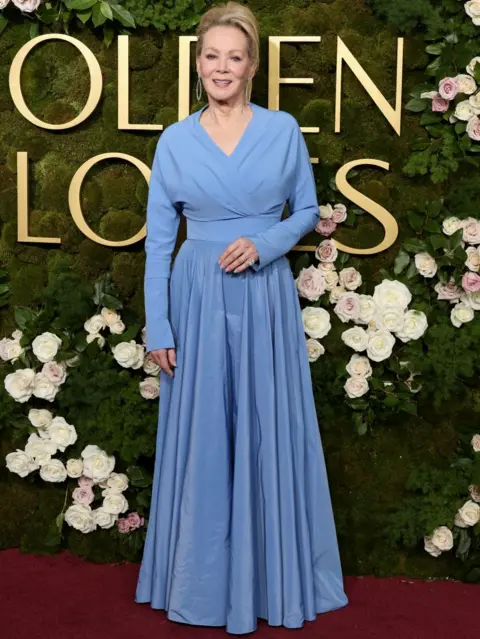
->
135 102 348 633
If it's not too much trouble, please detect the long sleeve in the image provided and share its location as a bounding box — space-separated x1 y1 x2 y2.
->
144 136 180 352
246 123 319 271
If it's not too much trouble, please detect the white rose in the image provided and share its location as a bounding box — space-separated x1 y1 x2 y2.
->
455 73 477 95
434 280 462 302
414 252 437 278
66 458 84 478
442 217 463 236
366 330 395 362
454 99 475 121
373 280 412 310
46 416 77 452
462 217 480 245
322 269 339 291
465 0 480 26
81 445 115 483
296 265 326 301
346 354 372 378
329 285 346 304
113 340 144 369
109 320 125 334
456 500 480 527
12 0 41 12
472 434 480 452
301 307 331 339
462 290 480 310
65 504 96 533
319 203 334 219
65 355 80 367
140 376 160 400
143 355 161 376
431 526 453 551
451 302 474 327
6 450 39 478
41 361 67 386
341 326 369 352
106 472 129 493
100 308 121 327
84 314 106 334
28 408 53 428
0 338 24 362
420 90 439 99
375 306 405 333
344 376 369 399
32 332 62 363
466 246 480 271
0 338 10 360
39 458 68 483
467 56 480 77
424 536 442 557
102 491 129 515
396 310 428 342
32 372 58 402
86 333 105 348
24 432 57 465
332 204 347 223
334 292 361 323
92 507 118 529
339 267 362 291
11 329 22 341
141 326 147 345
356 295 377 324
306 338 325 362
4 368 35 403
469 91 480 114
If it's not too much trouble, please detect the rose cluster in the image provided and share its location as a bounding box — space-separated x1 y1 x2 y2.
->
424 435 480 558
421 57 480 141
314 202 348 238
414 216 480 327
340 280 427 398
3 331 70 403
465 1 480 26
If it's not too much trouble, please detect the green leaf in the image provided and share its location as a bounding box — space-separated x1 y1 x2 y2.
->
76 10 92 23
429 234 447 250
474 63 480 85
405 98 427 113
383 394 400 408
424 219 441 234
0 16 8 36
400 401 417 416
455 122 467 135
425 43 444 55
100 1 113 20
408 211 425 232
403 238 428 253
55 512 65 530
394 250 410 275
103 24 115 48
29 21 39 39
101 293 122 310
426 200 443 217
110 4 135 28
14 306 36 330
66 0 97 9
420 112 442 126
460 134 472 151
92 3 107 27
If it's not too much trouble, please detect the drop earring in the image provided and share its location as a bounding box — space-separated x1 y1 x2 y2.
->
196 73 203 102
245 77 252 103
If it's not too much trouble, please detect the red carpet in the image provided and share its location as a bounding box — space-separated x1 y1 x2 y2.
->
0 548 477 638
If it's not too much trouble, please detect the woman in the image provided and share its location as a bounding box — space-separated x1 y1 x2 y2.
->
135 2 348 633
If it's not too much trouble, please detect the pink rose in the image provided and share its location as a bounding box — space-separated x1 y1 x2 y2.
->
466 115 480 141
315 239 338 263
432 96 449 112
12 0 41 12
462 272 480 292
315 218 337 237
72 486 94 506
438 77 459 101
127 512 144 529
463 218 480 245
117 518 131 533
469 485 480 503
332 205 347 224
296 265 326 301
334 292 361 323
434 280 461 302
78 476 94 488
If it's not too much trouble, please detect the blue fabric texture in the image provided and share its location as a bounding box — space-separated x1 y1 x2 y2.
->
136 102 348 633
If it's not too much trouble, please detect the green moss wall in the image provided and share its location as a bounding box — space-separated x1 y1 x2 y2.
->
0 0 476 577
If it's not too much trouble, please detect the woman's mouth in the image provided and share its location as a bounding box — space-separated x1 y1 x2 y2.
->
213 80 232 87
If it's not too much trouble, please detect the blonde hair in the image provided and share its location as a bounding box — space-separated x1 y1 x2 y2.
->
196 2 260 74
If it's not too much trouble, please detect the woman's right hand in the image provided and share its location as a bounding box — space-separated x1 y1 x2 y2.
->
149 348 176 377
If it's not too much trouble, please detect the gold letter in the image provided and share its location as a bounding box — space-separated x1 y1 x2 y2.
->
268 36 321 163
69 153 149 247
334 159 398 254
118 35 163 130
9 34 102 130
335 37 404 135
178 36 198 122
17 152 61 244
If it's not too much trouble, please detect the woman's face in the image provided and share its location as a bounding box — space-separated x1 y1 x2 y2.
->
197 25 254 104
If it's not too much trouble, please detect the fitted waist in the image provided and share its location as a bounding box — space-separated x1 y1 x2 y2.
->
186 216 279 242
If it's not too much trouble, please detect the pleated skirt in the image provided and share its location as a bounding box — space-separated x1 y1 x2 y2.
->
135 239 348 634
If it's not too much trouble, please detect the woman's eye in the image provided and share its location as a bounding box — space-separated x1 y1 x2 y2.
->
232 56 241 62
206 54 216 59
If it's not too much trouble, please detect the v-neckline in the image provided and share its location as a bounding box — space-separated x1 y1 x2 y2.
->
196 102 256 160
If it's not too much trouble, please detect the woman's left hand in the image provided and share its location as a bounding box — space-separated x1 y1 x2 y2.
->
218 237 259 273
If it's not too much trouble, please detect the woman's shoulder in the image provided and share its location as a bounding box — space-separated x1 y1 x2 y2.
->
252 103 300 132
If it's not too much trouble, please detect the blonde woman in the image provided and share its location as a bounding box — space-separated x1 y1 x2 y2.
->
135 2 348 633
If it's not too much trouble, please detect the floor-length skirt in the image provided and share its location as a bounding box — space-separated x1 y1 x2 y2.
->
135 238 348 634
